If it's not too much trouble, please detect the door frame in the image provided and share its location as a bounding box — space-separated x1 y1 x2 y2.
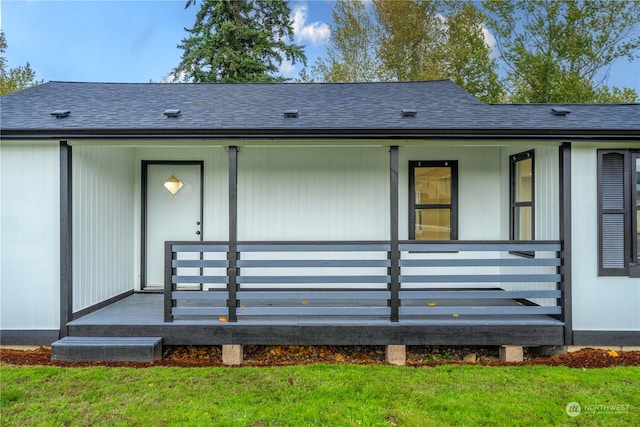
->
141 160 204 290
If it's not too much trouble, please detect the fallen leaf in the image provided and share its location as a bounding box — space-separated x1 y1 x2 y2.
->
452 314 459 317
608 350 620 358
218 316 229 323
301 300 309 305
427 301 437 306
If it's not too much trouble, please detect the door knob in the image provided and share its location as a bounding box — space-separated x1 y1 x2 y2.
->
196 221 201 226
196 231 201 235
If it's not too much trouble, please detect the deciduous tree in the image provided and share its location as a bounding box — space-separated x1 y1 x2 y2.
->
313 1 502 102
311 0 380 83
483 0 640 103
0 31 41 96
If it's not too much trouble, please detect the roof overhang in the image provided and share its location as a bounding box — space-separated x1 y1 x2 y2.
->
2 127 639 142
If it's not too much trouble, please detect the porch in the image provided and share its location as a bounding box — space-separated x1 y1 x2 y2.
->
62 142 571 350
67 239 565 346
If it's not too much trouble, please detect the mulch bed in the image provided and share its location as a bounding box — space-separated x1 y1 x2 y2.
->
2 345 640 369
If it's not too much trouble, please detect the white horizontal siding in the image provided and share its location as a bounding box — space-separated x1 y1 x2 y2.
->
571 145 640 331
73 146 135 312
1 141 60 329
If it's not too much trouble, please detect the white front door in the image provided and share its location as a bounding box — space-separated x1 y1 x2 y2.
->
144 163 202 288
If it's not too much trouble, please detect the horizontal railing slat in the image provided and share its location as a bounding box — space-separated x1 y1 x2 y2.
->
237 259 390 268
238 307 391 316
172 275 228 284
172 260 229 268
398 290 561 299
238 291 391 300
172 291 229 300
400 306 562 316
238 243 390 252
237 275 391 284
399 274 561 283
399 242 561 252
399 258 561 267
172 244 229 252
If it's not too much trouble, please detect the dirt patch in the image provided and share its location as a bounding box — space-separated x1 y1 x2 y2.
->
2 346 640 368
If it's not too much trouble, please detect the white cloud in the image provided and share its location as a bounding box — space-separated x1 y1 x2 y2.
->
482 26 497 53
279 59 295 76
291 4 330 45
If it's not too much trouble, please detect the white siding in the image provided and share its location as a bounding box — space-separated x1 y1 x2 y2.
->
500 145 559 240
238 147 389 240
73 146 135 312
397 147 503 287
535 146 560 240
571 145 640 331
1 141 60 329
398 145 560 297
498 146 560 305
400 146 502 240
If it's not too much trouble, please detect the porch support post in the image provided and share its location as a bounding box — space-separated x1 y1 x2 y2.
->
164 242 174 322
228 146 239 322
559 142 573 344
389 146 400 322
59 141 73 338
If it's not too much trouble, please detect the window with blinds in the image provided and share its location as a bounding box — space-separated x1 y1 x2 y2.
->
598 150 631 276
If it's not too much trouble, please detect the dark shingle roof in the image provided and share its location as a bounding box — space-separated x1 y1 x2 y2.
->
1 80 638 139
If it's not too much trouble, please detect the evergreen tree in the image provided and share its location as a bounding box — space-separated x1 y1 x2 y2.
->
172 0 306 82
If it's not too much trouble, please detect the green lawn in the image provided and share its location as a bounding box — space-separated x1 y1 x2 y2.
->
2 364 638 426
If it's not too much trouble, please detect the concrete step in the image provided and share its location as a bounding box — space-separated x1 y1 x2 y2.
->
51 336 162 362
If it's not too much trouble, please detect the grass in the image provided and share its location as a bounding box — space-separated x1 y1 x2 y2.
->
1 364 639 426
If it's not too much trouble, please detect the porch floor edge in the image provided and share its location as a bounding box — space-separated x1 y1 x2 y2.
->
67 294 564 346
68 324 565 346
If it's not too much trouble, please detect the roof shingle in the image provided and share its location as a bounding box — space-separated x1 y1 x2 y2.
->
1 80 638 139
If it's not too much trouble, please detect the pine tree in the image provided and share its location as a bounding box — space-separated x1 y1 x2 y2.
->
172 0 306 83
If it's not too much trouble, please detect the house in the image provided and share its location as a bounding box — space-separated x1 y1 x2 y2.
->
1 80 638 363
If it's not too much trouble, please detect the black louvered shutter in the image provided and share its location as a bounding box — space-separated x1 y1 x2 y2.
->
598 151 629 275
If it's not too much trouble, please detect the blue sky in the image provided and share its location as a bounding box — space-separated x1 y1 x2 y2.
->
1 0 639 94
